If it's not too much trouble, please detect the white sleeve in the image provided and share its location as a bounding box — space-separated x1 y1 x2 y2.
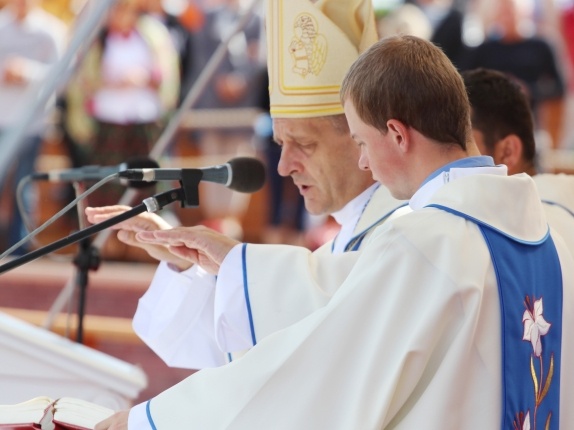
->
213 243 360 350
213 244 254 352
128 401 152 430
133 261 228 369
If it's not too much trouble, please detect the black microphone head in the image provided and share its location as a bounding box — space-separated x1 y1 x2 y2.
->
122 157 160 189
227 157 266 193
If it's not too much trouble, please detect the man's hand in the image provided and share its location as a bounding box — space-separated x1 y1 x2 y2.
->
136 225 240 275
94 410 129 430
85 206 192 271
2 57 28 85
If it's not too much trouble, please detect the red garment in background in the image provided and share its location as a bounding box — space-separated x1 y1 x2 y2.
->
562 7 574 90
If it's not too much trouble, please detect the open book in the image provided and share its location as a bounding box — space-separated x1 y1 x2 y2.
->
0 396 115 430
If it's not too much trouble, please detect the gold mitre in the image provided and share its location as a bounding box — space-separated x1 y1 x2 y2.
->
266 0 378 118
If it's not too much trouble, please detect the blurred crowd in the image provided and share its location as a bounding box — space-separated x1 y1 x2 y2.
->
0 0 573 259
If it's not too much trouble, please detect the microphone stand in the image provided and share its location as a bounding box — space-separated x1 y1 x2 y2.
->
0 187 184 275
0 205 149 274
0 173 201 275
73 237 99 344
71 182 101 344
0 175 202 343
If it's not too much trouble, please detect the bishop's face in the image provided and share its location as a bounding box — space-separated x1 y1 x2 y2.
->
273 116 374 215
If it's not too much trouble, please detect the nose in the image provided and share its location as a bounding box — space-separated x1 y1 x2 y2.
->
277 145 299 177
358 150 370 171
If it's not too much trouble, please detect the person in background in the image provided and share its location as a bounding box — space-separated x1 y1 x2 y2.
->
86 0 408 370
0 0 67 253
463 67 574 253
181 0 264 222
139 0 202 105
65 0 179 208
413 0 466 66
462 0 565 149
190 0 261 111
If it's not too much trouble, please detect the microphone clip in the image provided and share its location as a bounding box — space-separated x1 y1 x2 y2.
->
179 169 203 207
142 170 202 211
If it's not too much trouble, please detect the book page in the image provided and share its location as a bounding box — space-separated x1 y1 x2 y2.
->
52 398 114 430
0 397 53 426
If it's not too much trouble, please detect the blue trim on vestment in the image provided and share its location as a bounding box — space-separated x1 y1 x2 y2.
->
344 202 410 252
420 156 495 187
146 400 158 430
425 204 550 245
543 200 574 218
428 203 563 430
242 244 257 346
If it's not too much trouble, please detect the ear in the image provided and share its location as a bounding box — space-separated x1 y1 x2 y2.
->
386 119 410 153
494 134 523 172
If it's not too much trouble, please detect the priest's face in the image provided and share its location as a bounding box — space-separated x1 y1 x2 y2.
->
273 116 375 215
344 100 410 200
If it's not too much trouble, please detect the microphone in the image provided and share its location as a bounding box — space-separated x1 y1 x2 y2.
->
31 157 159 188
119 157 266 193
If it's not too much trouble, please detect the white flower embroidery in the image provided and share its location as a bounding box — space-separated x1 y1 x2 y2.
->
522 411 531 430
514 410 532 430
522 297 551 357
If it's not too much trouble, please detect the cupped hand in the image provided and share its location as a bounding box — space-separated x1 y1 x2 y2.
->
85 206 192 270
136 225 240 275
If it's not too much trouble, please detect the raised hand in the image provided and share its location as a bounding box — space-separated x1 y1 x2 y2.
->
85 206 192 270
136 225 240 275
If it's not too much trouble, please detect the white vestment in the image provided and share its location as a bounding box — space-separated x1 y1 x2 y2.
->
532 173 574 254
132 183 408 368
137 170 574 429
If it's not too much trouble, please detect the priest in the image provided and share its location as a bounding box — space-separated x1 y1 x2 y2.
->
463 67 574 254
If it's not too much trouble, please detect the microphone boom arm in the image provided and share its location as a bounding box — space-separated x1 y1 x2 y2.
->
0 187 186 274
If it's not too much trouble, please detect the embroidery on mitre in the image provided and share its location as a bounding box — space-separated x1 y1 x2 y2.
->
289 13 327 78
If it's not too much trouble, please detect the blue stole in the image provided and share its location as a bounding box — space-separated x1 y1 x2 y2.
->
428 204 563 430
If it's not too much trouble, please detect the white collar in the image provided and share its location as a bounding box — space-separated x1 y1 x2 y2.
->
330 183 379 254
409 165 508 210
331 183 379 228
